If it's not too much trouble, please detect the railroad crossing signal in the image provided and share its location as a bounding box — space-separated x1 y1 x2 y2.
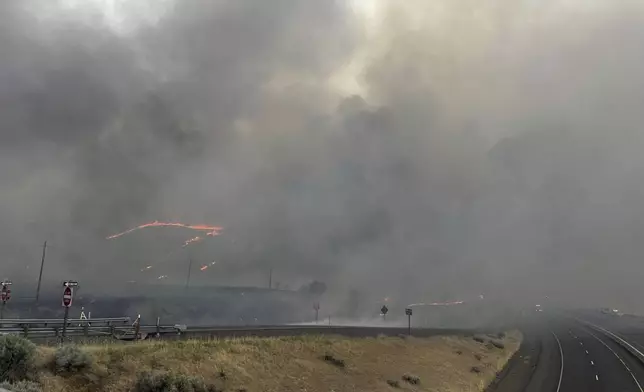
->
381 305 389 315
405 308 412 316
1 281 12 304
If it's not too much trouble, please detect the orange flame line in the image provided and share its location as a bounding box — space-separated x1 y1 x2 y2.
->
106 221 223 240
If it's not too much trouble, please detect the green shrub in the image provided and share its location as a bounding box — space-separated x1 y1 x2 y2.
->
134 371 220 392
386 379 400 388
489 340 505 349
322 354 346 368
0 380 42 392
472 335 486 344
0 335 37 382
53 345 93 375
402 373 420 385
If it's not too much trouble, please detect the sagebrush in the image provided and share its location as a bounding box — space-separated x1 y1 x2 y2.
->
134 371 220 392
53 345 93 375
0 380 42 392
0 335 37 382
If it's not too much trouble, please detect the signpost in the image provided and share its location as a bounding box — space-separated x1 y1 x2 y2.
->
405 308 413 336
313 302 320 324
61 281 78 340
0 281 12 320
381 305 389 321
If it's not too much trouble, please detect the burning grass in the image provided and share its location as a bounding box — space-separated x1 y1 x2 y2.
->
37 331 521 392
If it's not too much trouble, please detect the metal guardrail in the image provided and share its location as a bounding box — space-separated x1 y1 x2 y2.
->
0 317 130 325
0 314 491 343
584 320 644 361
572 316 644 372
0 317 167 341
0 323 186 341
156 325 489 340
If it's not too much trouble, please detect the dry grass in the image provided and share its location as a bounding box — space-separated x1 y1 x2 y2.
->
38 331 522 392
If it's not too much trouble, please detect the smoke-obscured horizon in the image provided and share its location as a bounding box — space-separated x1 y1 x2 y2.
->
3 0 644 312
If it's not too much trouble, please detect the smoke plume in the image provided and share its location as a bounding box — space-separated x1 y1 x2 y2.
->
2 0 644 313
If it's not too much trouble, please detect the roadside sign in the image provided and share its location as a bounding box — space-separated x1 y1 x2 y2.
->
381 305 389 315
405 308 412 316
62 286 73 307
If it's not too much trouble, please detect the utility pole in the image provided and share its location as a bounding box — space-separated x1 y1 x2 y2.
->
268 267 273 289
35 241 47 304
185 257 193 288
314 303 320 324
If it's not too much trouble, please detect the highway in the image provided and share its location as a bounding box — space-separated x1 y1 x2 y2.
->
8 308 644 392
491 313 644 392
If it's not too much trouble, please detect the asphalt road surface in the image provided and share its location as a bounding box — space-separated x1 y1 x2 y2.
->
492 313 644 392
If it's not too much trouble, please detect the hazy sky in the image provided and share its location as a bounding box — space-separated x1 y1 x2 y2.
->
2 0 644 311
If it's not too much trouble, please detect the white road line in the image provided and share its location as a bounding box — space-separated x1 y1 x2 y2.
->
552 331 564 392
576 318 644 358
632 340 644 355
586 350 589 354
596 375 599 381
591 361 595 365
585 328 644 392
580 342 584 346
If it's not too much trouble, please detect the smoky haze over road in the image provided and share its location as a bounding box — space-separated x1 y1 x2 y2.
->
1 0 644 312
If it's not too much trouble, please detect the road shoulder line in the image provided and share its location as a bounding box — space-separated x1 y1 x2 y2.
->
584 326 644 391
551 331 564 392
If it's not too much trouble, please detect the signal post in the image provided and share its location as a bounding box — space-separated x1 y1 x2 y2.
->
0 280 12 320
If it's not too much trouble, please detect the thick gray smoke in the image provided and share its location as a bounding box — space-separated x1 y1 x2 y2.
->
2 0 644 313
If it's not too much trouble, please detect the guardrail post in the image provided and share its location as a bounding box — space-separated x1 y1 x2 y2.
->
156 317 161 338
22 324 28 338
83 321 89 337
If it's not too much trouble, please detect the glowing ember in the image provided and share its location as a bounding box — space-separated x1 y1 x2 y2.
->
183 236 202 247
106 221 223 240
